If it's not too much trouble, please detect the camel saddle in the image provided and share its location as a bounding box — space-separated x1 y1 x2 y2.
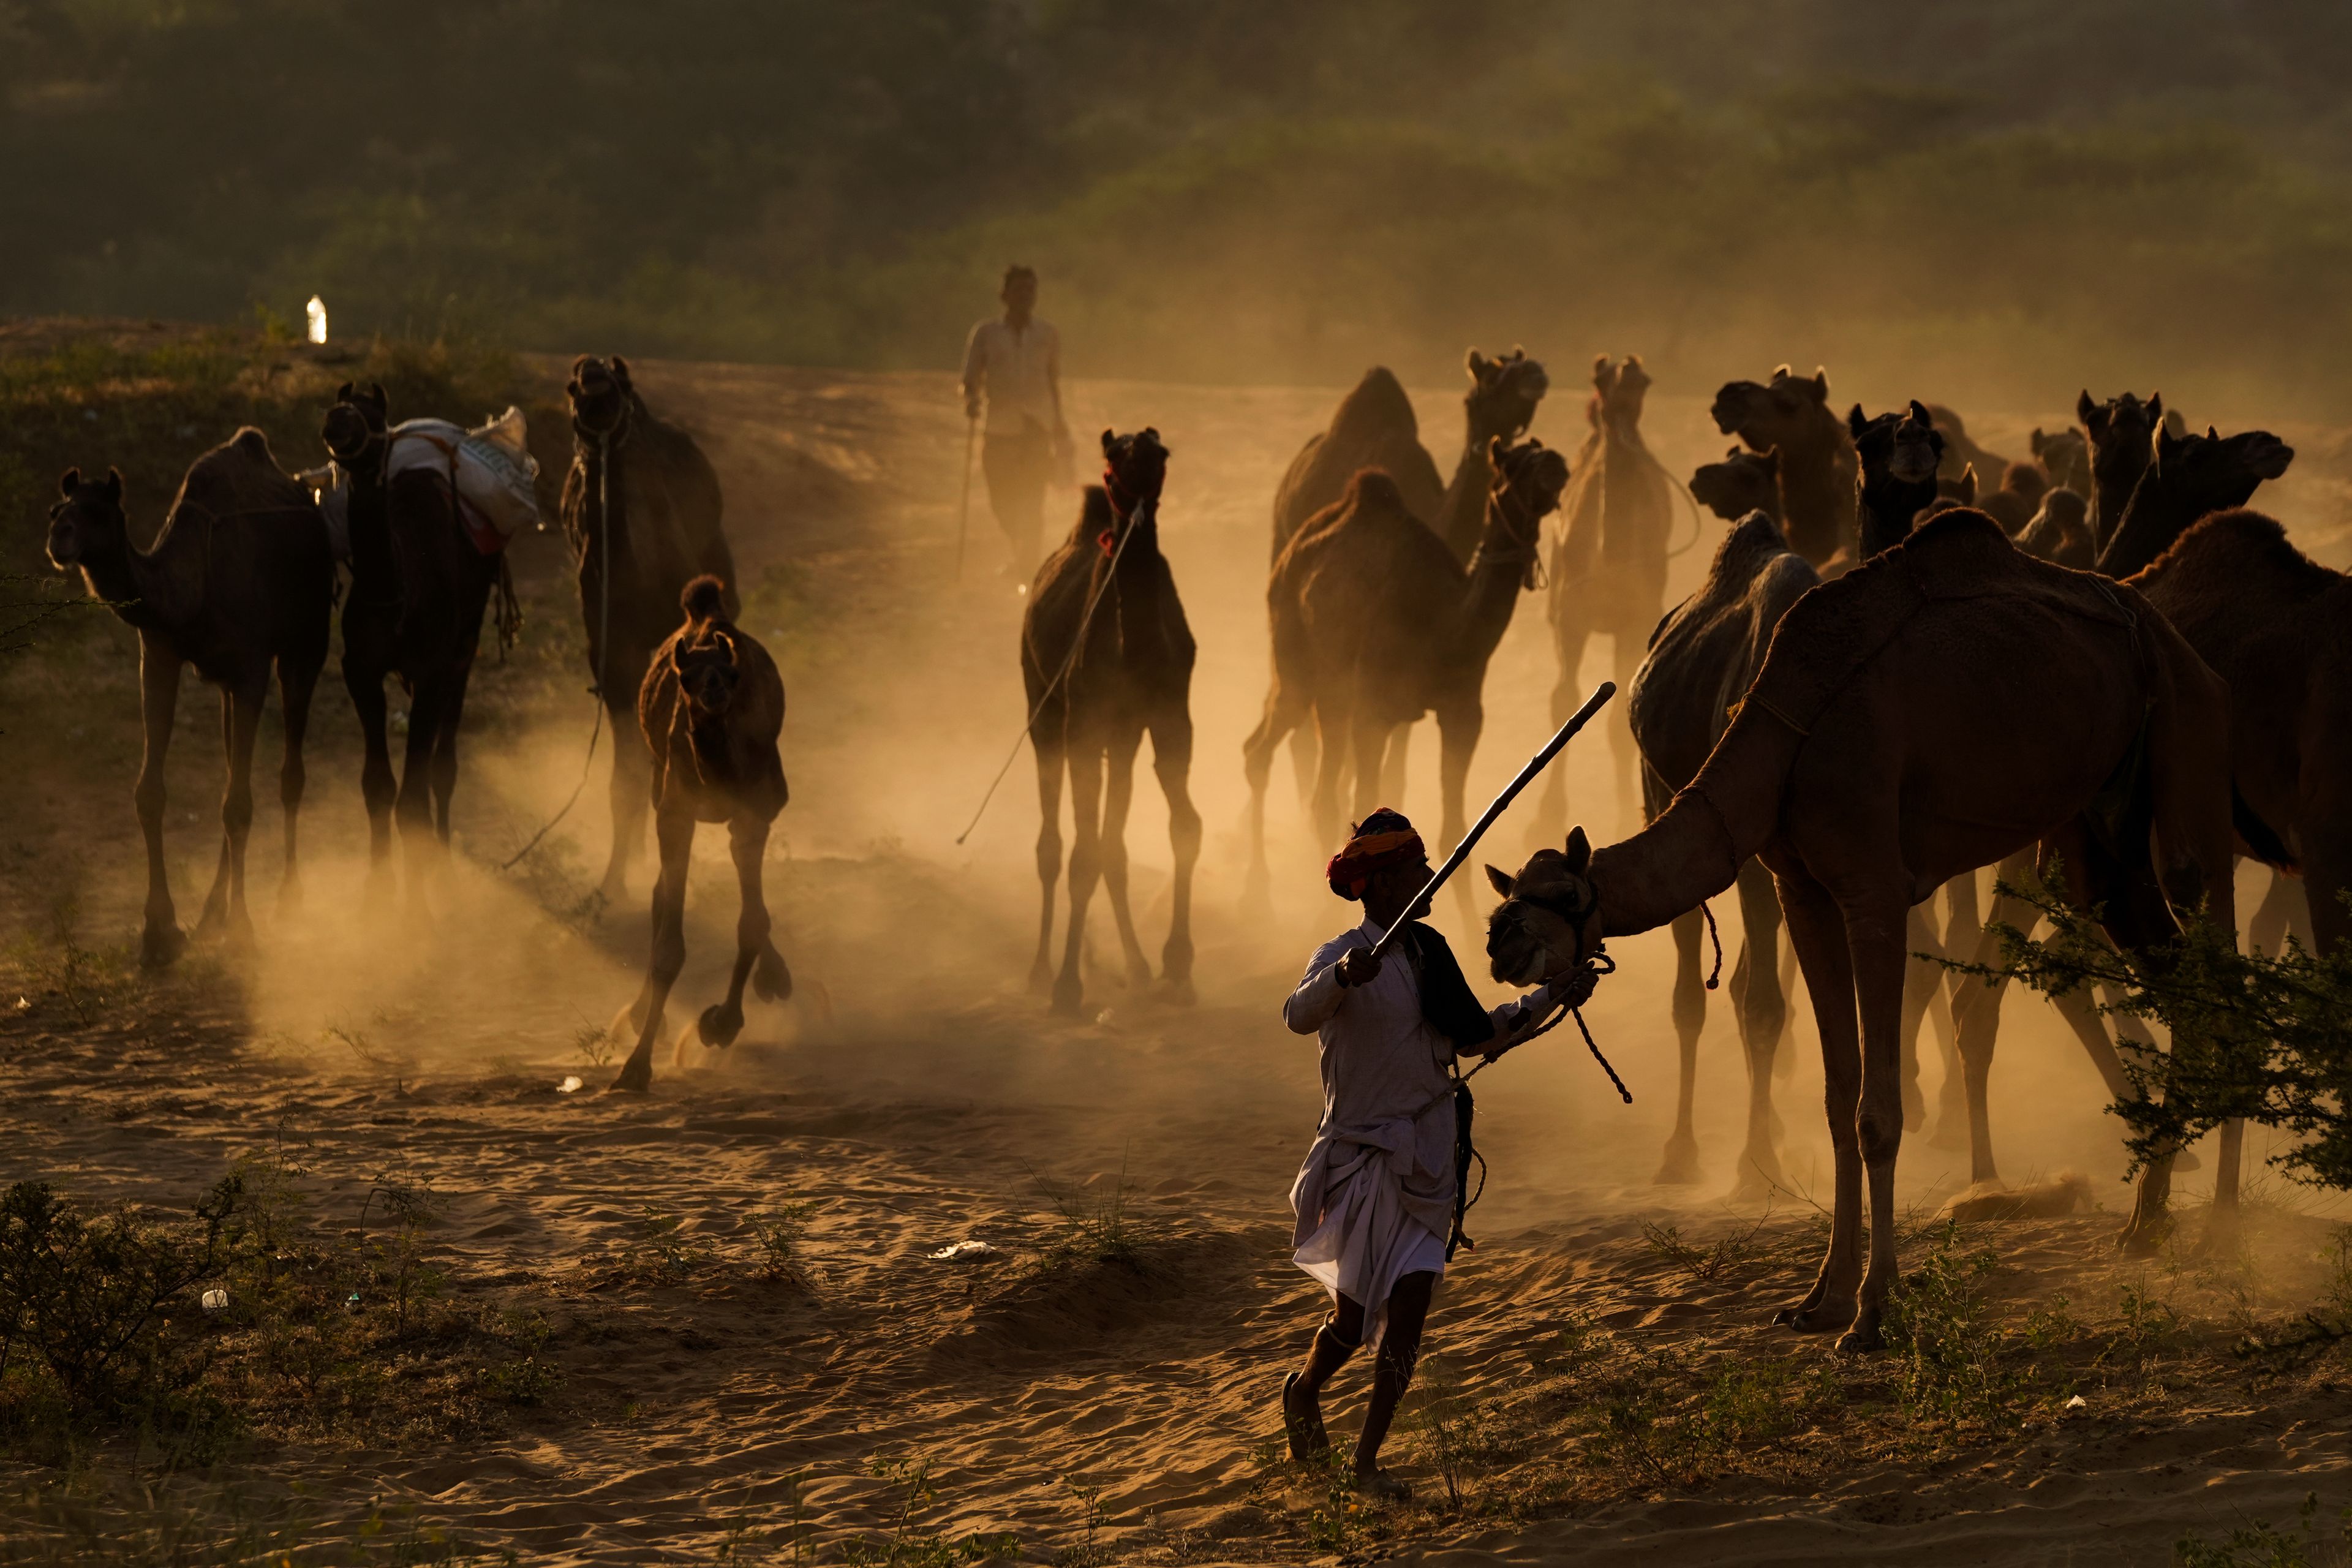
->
1744 509 2138 737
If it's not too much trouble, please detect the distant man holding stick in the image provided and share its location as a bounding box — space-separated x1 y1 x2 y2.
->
960 264 1069 578
1279 807 1574 1499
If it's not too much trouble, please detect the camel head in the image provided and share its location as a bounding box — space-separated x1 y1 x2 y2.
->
2030 426 2090 496
1464 347 1548 443
2147 422 2295 510
1588 354 1651 429
2030 487 2091 550
1483 827 1602 986
1711 365 1833 447
1850 399 1945 488
45 467 127 571
1099 426 1170 519
1480 435 1569 585
320 380 390 468
567 354 637 440
671 576 741 723
2079 389 2162 456
1998 461 2048 507
1690 445 1780 522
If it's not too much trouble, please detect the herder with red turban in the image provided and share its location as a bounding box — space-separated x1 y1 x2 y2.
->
1278 807 1571 1499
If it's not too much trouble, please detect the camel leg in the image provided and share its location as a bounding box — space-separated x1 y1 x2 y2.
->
1949 889 2026 1189
2248 867 2310 955
429 662 475 846
1097 726 1153 989
1052 744 1106 1017
1895 902 1944 1131
194 690 235 938
1656 908 1705 1185
1152 706 1200 1004
1928 871 1981 1141
344 658 397 905
395 678 450 916
1841 892 1915 1354
1381 723 1411 813
1310 701 1351 855
1771 865 1863 1336
1287 728 1320 816
1529 622 1589 852
134 640 187 968
1242 687 1300 911
198 673 268 952
1030 725 1066 997
612 809 695 1093
699 814 784 1049
1730 858 1791 1199
1434 703 1483 929
275 653 319 914
599 701 651 904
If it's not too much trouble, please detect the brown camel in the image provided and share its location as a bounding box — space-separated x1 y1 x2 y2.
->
2015 488 2094 568
1941 425 2295 1193
321 383 505 905
1711 367 1854 567
1624 508 1818 1189
1543 355 1678 831
1689 447 1781 525
1485 510 2236 1349
1921 404 2013 491
1023 429 1202 1016
561 355 740 903
1244 437 1569 916
2031 426 2090 499
45 437 333 965
2078 390 2165 552
609 575 790 1093
1975 463 2049 537
1271 349 1549 566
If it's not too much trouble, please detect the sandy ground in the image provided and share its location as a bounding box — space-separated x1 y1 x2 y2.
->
5 354 2352 1564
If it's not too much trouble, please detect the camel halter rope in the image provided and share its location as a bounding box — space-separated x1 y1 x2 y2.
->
952 490 1155 846
499 424 617 871
1466 469 1551 590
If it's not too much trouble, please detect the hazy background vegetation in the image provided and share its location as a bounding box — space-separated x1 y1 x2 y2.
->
7 0 2352 412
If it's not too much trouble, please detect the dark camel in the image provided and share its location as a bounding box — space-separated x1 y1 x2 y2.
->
45 438 333 965
561 355 740 903
2016 488 2094 568
609 576 790 1093
1624 508 1817 1188
1244 437 1569 918
1689 447 1781 526
1486 511 2236 1349
1943 424 2294 1195
1921 404 2013 492
1975 464 2049 538
321 383 504 904
1711 367 1854 567
1023 429 1202 1016
1543 355 1676 832
2078 390 2164 552
2031 426 2090 499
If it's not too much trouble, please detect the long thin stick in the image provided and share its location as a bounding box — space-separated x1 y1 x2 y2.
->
1368 681 1617 964
954 414 977 579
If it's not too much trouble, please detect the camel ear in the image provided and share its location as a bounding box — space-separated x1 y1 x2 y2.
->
1466 349 1491 379
1908 399 1933 425
1807 369 1830 403
1487 433 1506 467
1958 464 1977 503
337 381 353 401
2147 391 2163 422
104 468 123 499
2206 424 2219 441
1846 404 1868 439
58 467 80 497
369 382 385 404
2076 389 2097 426
1563 825 1591 875
611 356 633 387
2030 428 2046 456
1099 428 1117 457
570 354 596 378
1758 445 1780 472
1771 363 1792 381
1485 864 1516 899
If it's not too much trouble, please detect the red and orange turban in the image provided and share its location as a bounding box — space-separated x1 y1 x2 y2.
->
1325 807 1425 900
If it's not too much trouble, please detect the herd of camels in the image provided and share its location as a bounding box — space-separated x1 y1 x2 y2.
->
39 337 2343 1352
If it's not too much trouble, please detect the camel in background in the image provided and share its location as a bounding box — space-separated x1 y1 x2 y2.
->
1689 447 1781 526
1245 437 1568 921
1711 367 1854 567
609 575 790 1093
1023 429 1201 1015
562 354 739 903
1487 510 2237 1349
321 382 505 906
45 438 332 965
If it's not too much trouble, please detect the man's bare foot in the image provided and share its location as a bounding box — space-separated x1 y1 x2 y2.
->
1281 1372 1329 1462
1352 1465 1411 1502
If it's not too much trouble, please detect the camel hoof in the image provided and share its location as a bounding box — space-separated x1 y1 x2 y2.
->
1653 1137 1702 1186
1773 1299 1849 1334
1926 1117 1969 1153
2114 1216 2171 1256
277 878 304 918
697 1003 745 1048
140 922 187 970
1027 962 1054 999
608 1063 652 1094
1125 961 1155 992
1049 980 1084 1018
1901 1089 1927 1133
1728 1166 1785 1205
1158 976 1197 1007
1834 1321 1886 1355
752 948 792 1004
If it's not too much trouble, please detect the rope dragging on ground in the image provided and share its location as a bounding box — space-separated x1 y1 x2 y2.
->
502 430 615 872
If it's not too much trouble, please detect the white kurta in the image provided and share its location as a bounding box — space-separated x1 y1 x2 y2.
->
1284 916 1562 1350
960 317 1062 437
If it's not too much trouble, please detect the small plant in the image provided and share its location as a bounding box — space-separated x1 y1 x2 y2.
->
625 1207 713 1284
479 1313 562 1407
40 893 109 1028
1052 1474 1109 1567
1883 1221 2020 1429
1031 1154 1152 1270
744 1204 818 1289
1409 1355 1476 1510
360 1177 445 1332
1640 1207 1772 1283
839 1455 1020 1567
573 1017 616 1070
2176 1493 2350 1566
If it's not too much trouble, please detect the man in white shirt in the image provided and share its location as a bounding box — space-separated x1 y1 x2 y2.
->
1280 808 1569 1500
960 265 1069 575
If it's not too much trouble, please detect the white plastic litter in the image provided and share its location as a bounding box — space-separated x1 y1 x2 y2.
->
928 1240 1000 1262
558 1076 584 1095
306 296 328 345
200 1287 228 1313
2065 1395 2087 1410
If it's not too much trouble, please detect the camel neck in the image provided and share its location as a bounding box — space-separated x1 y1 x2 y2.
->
1589 704 1800 937
2100 467 2239 580
1436 435 1492 563
2089 447 2150 552
1778 437 1849 564
1857 474 1935 560
75 537 151 627
1458 505 1532 660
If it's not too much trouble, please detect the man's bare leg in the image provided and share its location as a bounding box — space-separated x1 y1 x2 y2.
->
1283 1295 1362 1461
1353 1271 1434 1498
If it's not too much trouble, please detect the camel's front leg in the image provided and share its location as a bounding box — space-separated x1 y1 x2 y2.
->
1895 902 1943 1131
698 813 788 1050
395 677 452 915
1152 706 1200 1004
612 810 695 1093
1030 728 1066 997
197 673 268 952
429 660 477 845
1730 857 1790 1199
1240 689 1296 912
2248 865 2310 956
1052 745 1106 1016
1308 701 1351 854
1096 726 1153 989
134 639 187 968
600 700 652 904
1927 870 1981 1138
1950 888 2025 1188
1770 865 1863 1336
1844 895 1913 1354
1656 907 1706 1185
344 653 398 905
275 652 321 914
1433 701 1483 929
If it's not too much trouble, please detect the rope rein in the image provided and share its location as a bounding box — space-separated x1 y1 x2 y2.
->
953 491 1155 846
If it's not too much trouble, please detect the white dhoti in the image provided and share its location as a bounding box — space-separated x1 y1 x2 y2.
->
1289 1112 1453 1352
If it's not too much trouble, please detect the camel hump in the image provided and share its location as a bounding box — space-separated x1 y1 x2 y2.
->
1330 368 1418 440
2158 507 2336 595
680 574 729 623
227 426 276 465
1341 467 1413 516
